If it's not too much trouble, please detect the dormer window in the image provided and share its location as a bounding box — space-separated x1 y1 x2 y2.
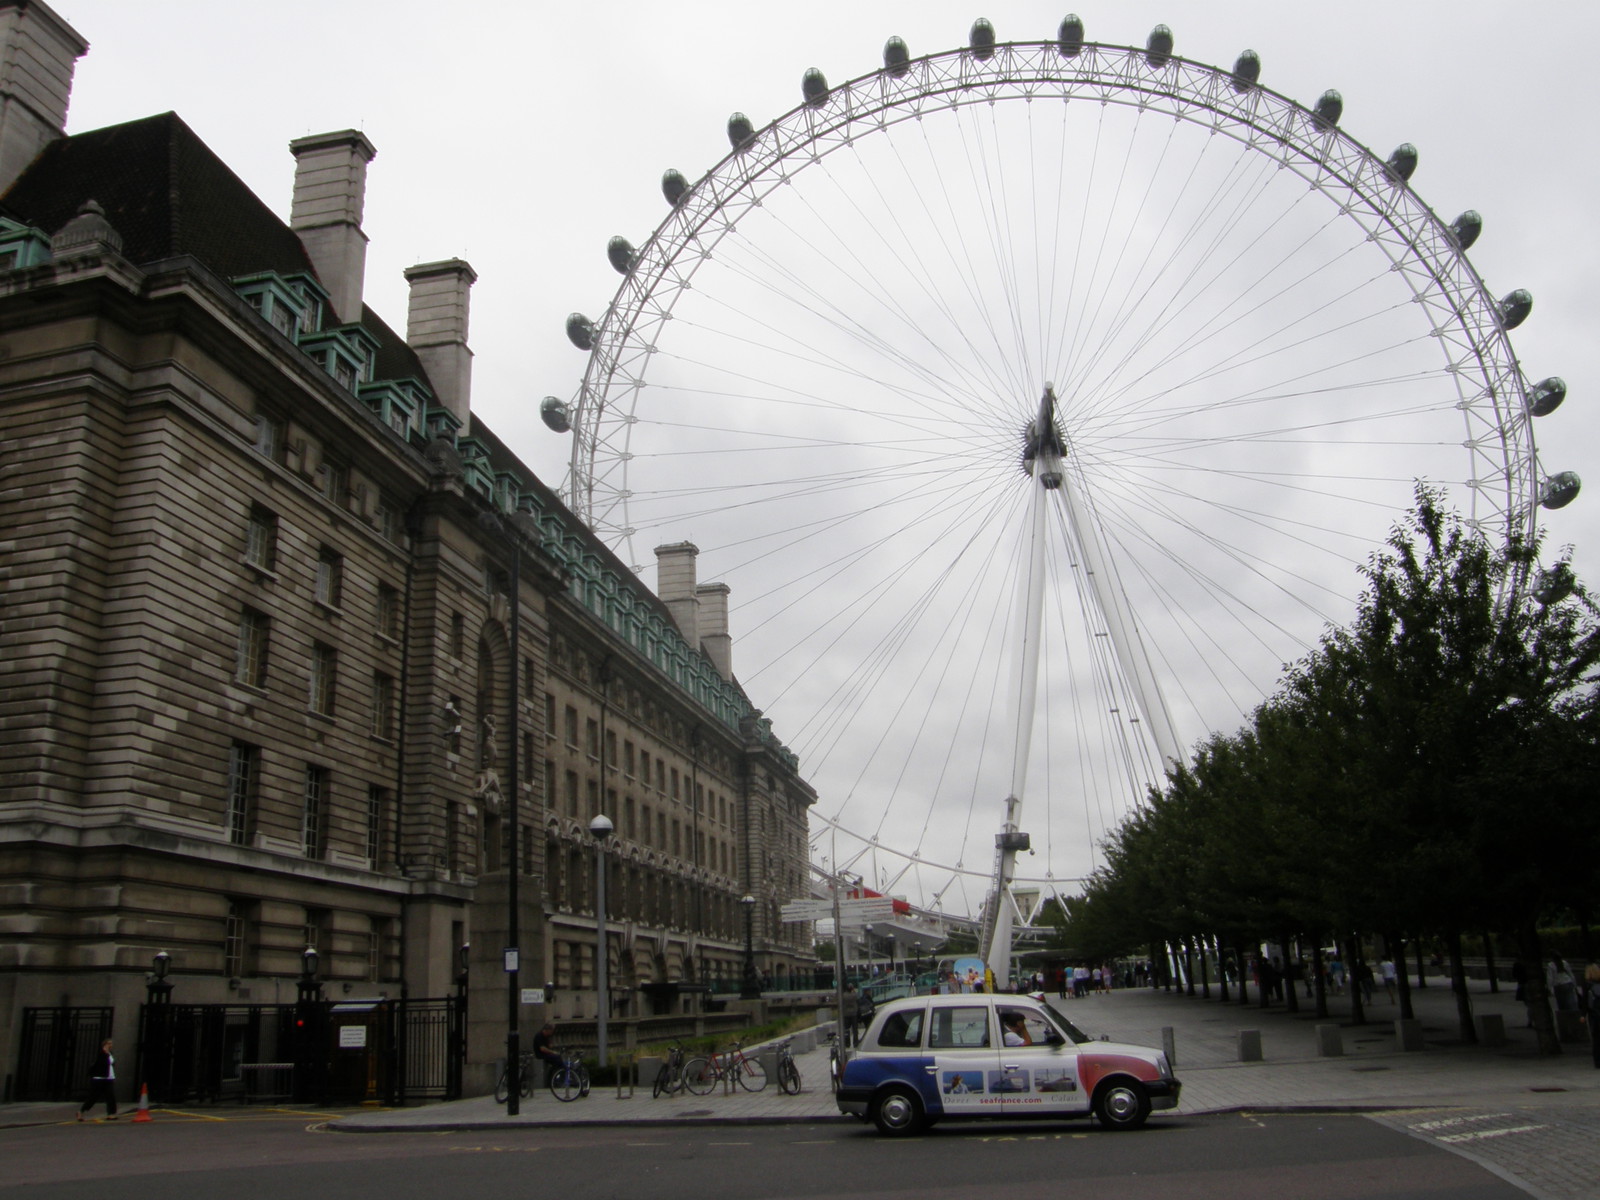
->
0 218 52 271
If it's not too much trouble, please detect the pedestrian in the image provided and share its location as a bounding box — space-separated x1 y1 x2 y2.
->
77 1038 117 1121
1357 960 1375 1005
1548 956 1579 1013
840 984 860 1047
1328 957 1346 996
1581 963 1600 1069
1379 957 1397 1003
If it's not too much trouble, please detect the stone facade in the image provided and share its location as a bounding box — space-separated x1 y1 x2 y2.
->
0 0 815 1095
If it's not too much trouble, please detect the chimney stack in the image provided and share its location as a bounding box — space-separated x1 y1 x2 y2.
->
0 1 88 194
696 583 733 680
655 542 700 651
405 258 477 424
289 129 376 324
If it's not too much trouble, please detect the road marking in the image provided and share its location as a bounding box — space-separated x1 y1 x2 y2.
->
1413 1113 1512 1131
1437 1125 1547 1144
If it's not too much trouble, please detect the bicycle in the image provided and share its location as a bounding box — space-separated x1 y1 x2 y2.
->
548 1047 591 1103
652 1040 688 1098
493 1051 536 1104
683 1040 767 1094
774 1039 802 1095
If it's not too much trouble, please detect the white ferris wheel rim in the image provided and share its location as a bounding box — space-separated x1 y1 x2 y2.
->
557 33 1546 911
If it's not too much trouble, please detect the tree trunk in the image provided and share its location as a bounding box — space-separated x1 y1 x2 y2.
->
1182 939 1196 997
1484 931 1499 994
1234 941 1250 1006
1198 938 1211 1000
1414 941 1428 988
1513 922 1562 1056
1346 934 1366 1025
1312 941 1328 1019
1215 935 1230 1003
1391 931 1414 1021
1446 928 1476 1044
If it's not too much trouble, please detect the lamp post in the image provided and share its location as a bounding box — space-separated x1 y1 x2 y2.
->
590 814 613 1067
863 923 873 980
146 950 173 1005
886 933 896 978
739 894 761 999
913 941 922 980
298 946 321 1003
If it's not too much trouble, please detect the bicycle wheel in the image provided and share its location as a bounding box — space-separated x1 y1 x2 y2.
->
682 1056 717 1095
735 1055 768 1092
652 1063 673 1099
493 1068 510 1105
828 1050 840 1095
519 1057 535 1099
549 1065 584 1103
578 1064 591 1098
779 1059 801 1095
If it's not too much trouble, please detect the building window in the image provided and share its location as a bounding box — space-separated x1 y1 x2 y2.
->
254 413 285 463
310 643 337 716
366 785 387 866
303 907 329 954
235 608 270 687
586 778 599 819
320 459 348 506
223 901 249 977
376 584 400 639
605 730 617 768
316 548 343 608
225 742 257 845
366 919 382 981
371 672 395 739
446 800 460 870
302 766 329 859
565 771 579 818
377 497 404 545
564 705 578 748
586 719 599 760
522 731 534 782
449 612 465 658
245 505 278 571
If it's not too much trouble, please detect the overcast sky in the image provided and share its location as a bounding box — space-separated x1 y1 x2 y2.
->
50 1 1600 913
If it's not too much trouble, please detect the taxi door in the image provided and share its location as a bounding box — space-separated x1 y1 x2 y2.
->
997 1002 1087 1116
926 1002 1001 1118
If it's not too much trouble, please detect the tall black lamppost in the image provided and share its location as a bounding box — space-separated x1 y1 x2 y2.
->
913 941 922 980
863 923 874 980
590 814 613 1067
739 894 761 999
297 946 322 1003
886 933 896 978
146 950 173 1005
144 950 174 1103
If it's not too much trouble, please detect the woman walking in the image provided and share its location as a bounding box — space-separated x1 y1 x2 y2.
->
77 1038 117 1121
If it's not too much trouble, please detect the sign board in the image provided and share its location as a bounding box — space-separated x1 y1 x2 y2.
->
839 899 895 922
338 1025 368 1049
503 947 519 973
780 900 833 922
521 988 544 1005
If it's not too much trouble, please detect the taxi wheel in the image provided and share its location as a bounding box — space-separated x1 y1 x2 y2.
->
870 1086 925 1137
1093 1079 1150 1130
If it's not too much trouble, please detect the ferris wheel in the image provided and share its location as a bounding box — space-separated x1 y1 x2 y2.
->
544 19 1577 938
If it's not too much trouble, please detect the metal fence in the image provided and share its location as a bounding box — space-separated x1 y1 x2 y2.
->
14 1007 115 1102
137 997 462 1107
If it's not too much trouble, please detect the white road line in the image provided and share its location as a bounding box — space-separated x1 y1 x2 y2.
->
1437 1125 1548 1144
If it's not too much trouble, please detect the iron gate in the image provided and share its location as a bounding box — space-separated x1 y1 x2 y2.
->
14 1007 114 1101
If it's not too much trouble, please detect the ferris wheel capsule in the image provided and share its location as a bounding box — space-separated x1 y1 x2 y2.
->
884 36 911 76
1058 14 1084 57
1230 49 1261 92
540 396 572 433
662 169 689 207
1146 24 1174 67
1313 89 1343 129
1386 143 1418 183
1448 209 1483 251
1498 288 1533 330
1533 562 1576 605
802 67 830 108
1527 377 1567 417
727 112 756 150
607 236 637 275
970 18 996 60
565 312 594 350
1541 471 1581 510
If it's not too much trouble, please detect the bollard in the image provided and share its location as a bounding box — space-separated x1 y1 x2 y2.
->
1315 1024 1343 1056
1475 1014 1507 1048
1161 1026 1177 1068
1237 1030 1262 1062
1394 1018 1425 1051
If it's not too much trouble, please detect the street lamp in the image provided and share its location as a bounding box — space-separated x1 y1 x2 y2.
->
886 933 896 977
147 950 173 1005
913 941 922 979
739 894 760 999
298 946 321 1003
590 814 613 1067
863 923 873 980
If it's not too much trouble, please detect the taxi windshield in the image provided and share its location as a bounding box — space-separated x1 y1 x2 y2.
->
1037 1005 1092 1045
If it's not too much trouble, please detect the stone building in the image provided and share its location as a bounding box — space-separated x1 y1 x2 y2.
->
0 0 815 1096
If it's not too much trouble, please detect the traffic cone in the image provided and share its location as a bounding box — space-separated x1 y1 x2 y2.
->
131 1084 152 1123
